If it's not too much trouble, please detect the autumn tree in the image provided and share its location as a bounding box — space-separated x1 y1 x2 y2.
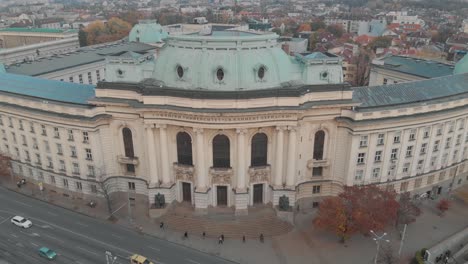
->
84 21 107 45
369 36 392 51
297 23 311 33
84 18 132 45
354 48 373 86
436 199 450 216
396 192 421 228
314 185 399 243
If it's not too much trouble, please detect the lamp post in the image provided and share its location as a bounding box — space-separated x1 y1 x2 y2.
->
370 230 390 264
105 251 117 264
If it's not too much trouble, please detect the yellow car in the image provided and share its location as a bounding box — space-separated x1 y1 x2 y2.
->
130 254 153 264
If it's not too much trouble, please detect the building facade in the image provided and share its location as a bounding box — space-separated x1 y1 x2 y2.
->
1 30 468 215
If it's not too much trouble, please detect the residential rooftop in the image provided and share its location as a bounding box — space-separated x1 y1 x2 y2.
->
0 73 94 105
353 73 468 109
372 55 455 78
0 27 78 34
5 41 155 76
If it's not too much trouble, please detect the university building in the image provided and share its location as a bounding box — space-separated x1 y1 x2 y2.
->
1 25 468 214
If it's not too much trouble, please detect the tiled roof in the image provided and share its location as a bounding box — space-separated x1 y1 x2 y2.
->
373 55 454 78
6 42 154 76
353 73 468 109
0 73 94 105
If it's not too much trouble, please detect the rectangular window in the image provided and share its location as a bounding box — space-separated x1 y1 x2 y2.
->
72 163 80 175
0 115 3 126
87 165 95 177
78 74 83 84
57 143 63 155
456 134 462 145
19 120 24 130
63 178 69 188
96 70 101 81
414 178 422 188
355 169 364 180
439 171 446 181
69 76 74 83
47 156 53 168
11 132 16 143
87 72 92 84
312 185 321 194
14 147 19 157
423 127 430 138
442 153 448 165
85 148 93 160
453 150 459 161
68 130 74 141
54 127 60 138
409 130 416 141
357 153 365 164
8 117 13 128
44 140 50 153
24 150 30 161
372 168 380 178
41 125 47 136
76 182 82 190
403 162 410 173
377 133 385 145
128 182 136 190
32 138 38 150
393 132 401 143
374 151 382 162
50 175 55 184
391 148 398 160
420 143 427 154
449 122 454 133
90 184 97 193
427 175 434 185
459 119 465 130
400 182 408 192
406 146 413 157
445 137 452 149
30 122 35 133
22 135 27 146
59 160 66 172
312 167 323 177
82 131 89 143
383 78 388 85
433 140 440 152
465 133 468 143
70 146 77 157
417 160 424 171
436 126 443 136
359 136 368 147
35 153 41 164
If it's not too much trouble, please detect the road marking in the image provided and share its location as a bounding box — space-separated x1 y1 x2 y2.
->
146 246 161 252
43 234 65 243
111 234 123 239
77 246 99 256
31 242 38 247
10 234 18 238
186 258 201 264
0 217 9 225
75 222 88 227
47 211 58 216
11 200 32 208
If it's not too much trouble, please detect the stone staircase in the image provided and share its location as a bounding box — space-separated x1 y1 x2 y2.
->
158 204 293 239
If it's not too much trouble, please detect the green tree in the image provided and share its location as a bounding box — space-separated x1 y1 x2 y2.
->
310 21 326 31
369 36 392 50
326 24 344 38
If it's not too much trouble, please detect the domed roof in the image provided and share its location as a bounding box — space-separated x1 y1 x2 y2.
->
151 31 299 91
454 54 468 75
129 20 168 44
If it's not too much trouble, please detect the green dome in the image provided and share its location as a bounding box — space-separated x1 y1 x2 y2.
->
454 54 468 75
129 20 168 44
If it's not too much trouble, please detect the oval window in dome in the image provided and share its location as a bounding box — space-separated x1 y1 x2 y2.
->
216 68 224 81
177 65 184 78
258 66 265 80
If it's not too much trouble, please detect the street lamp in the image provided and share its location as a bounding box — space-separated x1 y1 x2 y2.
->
105 251 118 264
370 230 390 264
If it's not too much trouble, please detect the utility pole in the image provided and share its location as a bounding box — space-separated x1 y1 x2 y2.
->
398 224 407 257
370 230 390 264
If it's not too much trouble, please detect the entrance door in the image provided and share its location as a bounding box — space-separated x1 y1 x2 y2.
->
437 186 442 195
217 186 228 206
253 184 263 204
182 182 191 203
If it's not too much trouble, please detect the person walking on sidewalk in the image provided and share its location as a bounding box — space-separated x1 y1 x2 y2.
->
159 222 164 229
218 236 223 244
243 235 246 243
184 231 188 239
221 234 224 243
202 231 206 239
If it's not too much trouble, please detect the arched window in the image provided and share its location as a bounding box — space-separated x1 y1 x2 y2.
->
313 130 325 160
122 128 134 158
213 135 230 168
177 132 193 166
251 133 268 167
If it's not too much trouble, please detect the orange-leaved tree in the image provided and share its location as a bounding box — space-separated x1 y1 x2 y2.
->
314 185 399 243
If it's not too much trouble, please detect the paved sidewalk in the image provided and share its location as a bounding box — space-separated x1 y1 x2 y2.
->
2 175 468 264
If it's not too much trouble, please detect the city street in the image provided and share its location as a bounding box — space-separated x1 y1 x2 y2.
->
0 186 235 264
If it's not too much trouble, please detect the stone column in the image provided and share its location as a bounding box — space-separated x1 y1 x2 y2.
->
157 124 171 185
194 128 206 190
145 124 159 185
286 126 297 187
274 126 285 187
236 129 247 191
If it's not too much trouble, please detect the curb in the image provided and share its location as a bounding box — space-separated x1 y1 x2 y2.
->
0 185 239 264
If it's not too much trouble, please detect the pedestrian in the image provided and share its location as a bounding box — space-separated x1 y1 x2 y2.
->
259 233 264 243
17 181 21 188
160 221 164 229
221 234 224 243
184 231 188 239
218 236 222 244
202 231 206 239
242 235 246 243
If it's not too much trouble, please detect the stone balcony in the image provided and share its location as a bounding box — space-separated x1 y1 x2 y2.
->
248 165 271 183
173 163 195 182
307 159 329 169
117 155 139 165
209 167 233 185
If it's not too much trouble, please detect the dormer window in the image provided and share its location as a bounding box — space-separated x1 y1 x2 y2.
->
216 68 224 81
177 65 184 78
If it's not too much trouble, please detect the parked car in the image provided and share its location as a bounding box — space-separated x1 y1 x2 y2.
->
130 254 153 264
38 247 57 260
11 216 32 228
